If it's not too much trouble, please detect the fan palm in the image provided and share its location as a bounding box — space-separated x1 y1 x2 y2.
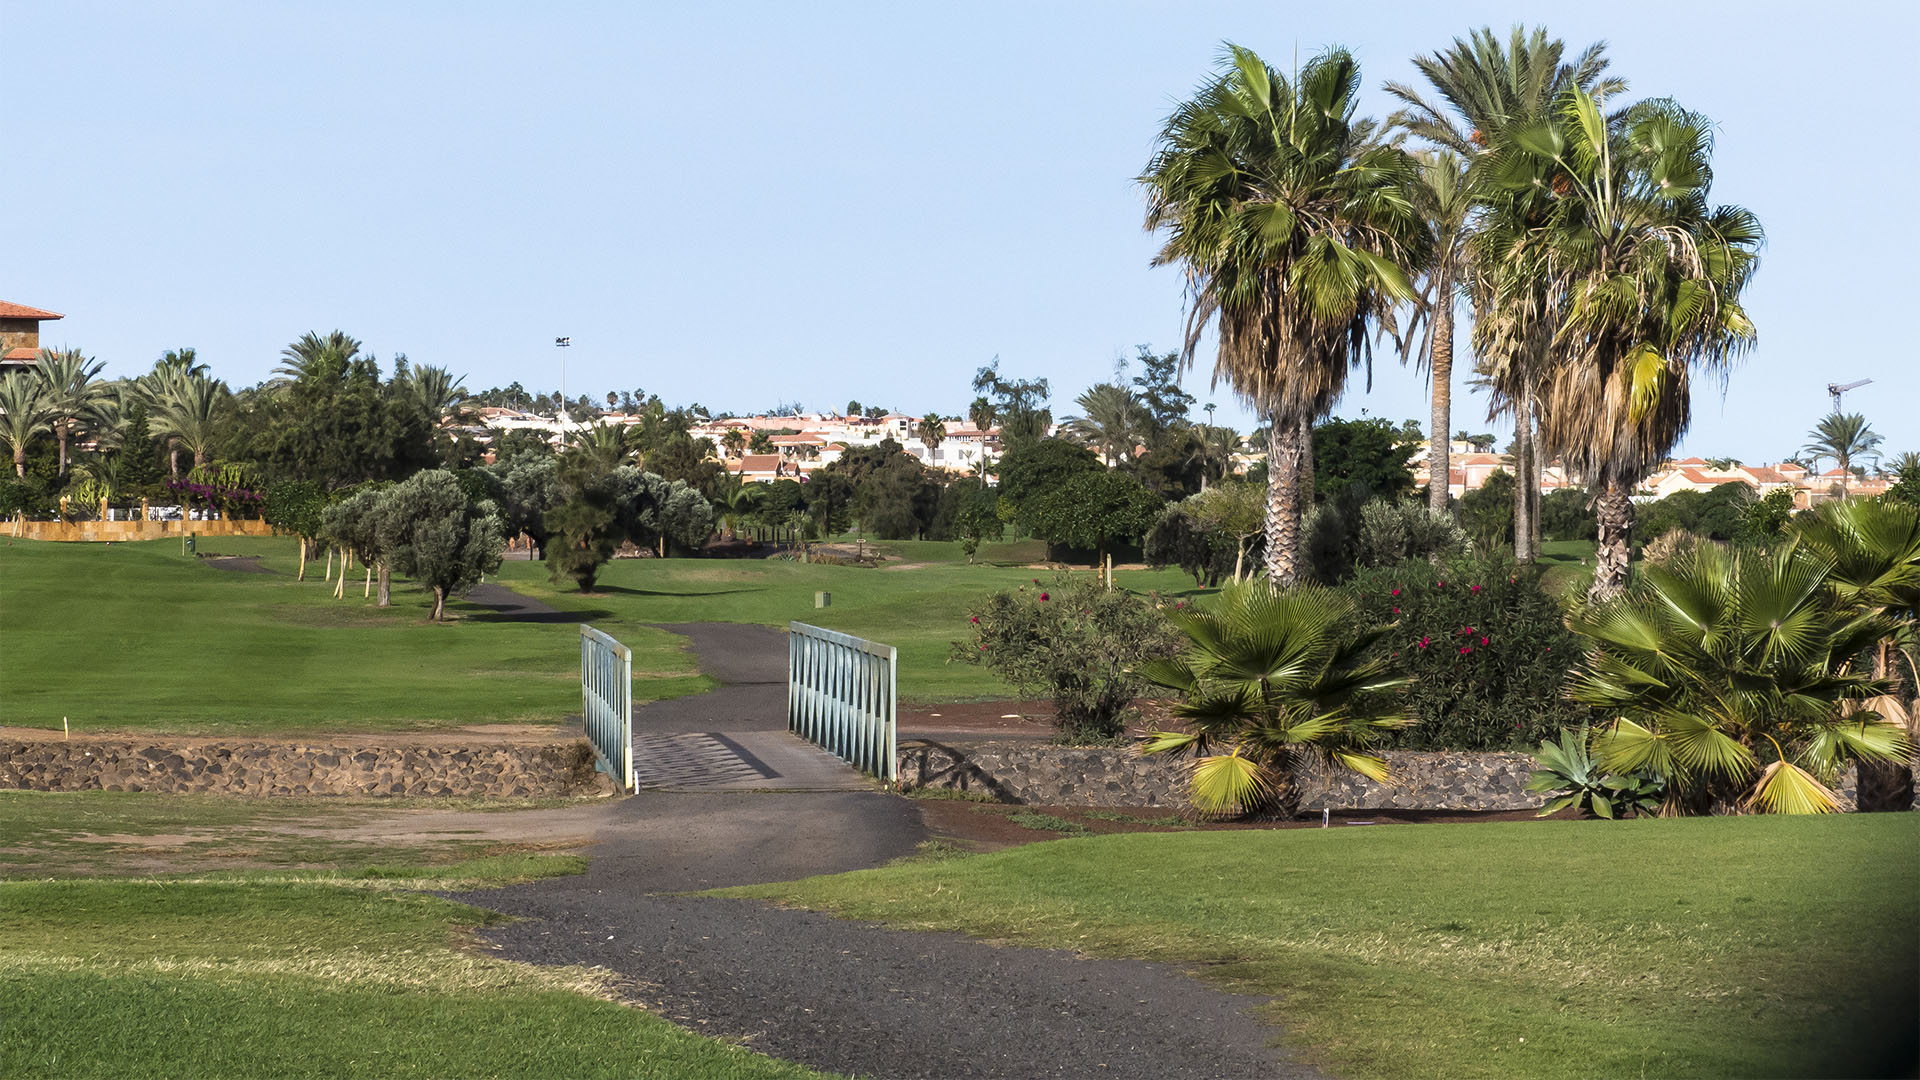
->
1793 499 1920 810
1139 584 1412 818
1061 384 1148 465
35 348 109 475
1889 450 1920 481
149 373 228 471
1388 26 1626 560
1570 542 1907 813
1490 90 1761 600
0 373 52 478
1143 45 1428 585
1801 412 1882 495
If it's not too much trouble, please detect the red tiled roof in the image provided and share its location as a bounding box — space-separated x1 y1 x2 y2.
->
2 347 37 362
0 302 63 320
735 454 782 472
769 433 823 445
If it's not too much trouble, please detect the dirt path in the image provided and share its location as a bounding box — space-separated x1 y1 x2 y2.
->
454 617 1316 1080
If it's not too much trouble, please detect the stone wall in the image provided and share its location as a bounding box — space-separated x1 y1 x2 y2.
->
1 737 614 797
896 739 1905 813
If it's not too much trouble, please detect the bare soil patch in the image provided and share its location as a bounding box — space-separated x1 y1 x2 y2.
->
0 722 583 747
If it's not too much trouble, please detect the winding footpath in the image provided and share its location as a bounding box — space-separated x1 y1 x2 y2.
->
453 614 1317 1079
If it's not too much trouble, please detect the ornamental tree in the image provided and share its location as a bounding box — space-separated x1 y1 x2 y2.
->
373 469 503 620
1022 470 1163 587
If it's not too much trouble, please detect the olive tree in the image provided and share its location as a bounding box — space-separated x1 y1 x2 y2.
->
373 469 503 620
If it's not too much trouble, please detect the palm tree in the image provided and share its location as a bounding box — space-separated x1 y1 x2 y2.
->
154 347 208 377
1572 543 1908 813
721 428 748 458
967 396 997 433
1142 45 1428 586
915 415 947 460
1494 90 1761 599
1889 450 1920 481
35 348 109 475
1183 424 1240 491
398 364 469 420
1402 151 1472 515
1792 498 1920 811
1139 584 1413 818
1802 413 1883 496
149 373 228 471
275 331 361 383
0 373 52 478
1387 26 1626 561
1060 383 1148 465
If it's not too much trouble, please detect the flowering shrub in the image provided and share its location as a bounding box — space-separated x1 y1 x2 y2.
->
951 574 1185 742
1346 553 1591 750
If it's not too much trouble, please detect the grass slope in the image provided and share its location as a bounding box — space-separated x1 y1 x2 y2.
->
729 815 1920 1079
492 543 1208 703
0 537 708 733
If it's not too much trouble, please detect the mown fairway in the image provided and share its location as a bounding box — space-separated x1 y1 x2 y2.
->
491 537 1210 703
730 814 1920 1080
0 537 708 734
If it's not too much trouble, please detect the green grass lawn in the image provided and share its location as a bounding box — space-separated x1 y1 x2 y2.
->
0 537 709 733
1 859 826 1078
492 541 1210 703
728 815 1920 1080
1537 537 1598 598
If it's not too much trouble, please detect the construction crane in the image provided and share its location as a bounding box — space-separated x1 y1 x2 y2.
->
1827 378 1872 412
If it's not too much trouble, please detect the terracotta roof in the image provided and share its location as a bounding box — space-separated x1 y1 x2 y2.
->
0 302 63 320
735 454 782 472
769 433 824 445
2 347 37 362
1675 456 1708 466
822 442 846 451
1742 467 1790 485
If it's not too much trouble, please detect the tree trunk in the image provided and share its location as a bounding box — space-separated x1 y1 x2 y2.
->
1428 290 1454 515
1512 384 1534 563
1296 415 1316 510
1857 643 1916 811
1233 540 1246 584
1590 482 1633 602
297 538 307 581
1103 548 1113 590
57 422 69 475
167 441 180 479
333 552 347 599
364 565 372 598
325 548 333 581
431 586 447 621
1262 417 1306 587
13 446 24 477
377 565 391 607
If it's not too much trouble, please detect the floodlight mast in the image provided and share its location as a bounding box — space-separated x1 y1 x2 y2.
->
555 337 572 446
1827 378 1871 412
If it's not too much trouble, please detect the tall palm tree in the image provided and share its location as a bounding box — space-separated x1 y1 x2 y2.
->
1402 151 1472 514
1060 383 1148 465
1142 45 1429 586
967 396 997 433
915 415 947 460
35 348 109 475
155 347 208 377
1387 26 1626 559
1488 88 1760 599
0 373 52 478
1183 424 1240 491
150 373 228 471
1802 412 1883 496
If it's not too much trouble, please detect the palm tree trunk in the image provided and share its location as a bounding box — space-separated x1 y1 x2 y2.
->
1590 482 1633 601
12 447 23 478
57 422 69 475
1857 642 1916 811
1296 416 1316 510
1513 384 1534 563
1428 295 1454 516
167 440 180 479
1263 417 1306 587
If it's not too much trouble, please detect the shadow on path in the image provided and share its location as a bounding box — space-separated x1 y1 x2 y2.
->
454 612 1314 1079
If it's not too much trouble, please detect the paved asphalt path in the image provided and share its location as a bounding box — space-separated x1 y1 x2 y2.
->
454 612 1314 1079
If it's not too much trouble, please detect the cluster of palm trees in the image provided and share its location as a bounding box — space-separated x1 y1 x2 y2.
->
1142 27 1761 600
1056 382 1240 487
0 347 227 485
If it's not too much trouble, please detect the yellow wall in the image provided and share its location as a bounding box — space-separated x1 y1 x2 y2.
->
6 519 278 542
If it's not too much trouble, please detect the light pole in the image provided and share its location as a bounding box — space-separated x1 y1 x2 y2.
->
554 337 571 446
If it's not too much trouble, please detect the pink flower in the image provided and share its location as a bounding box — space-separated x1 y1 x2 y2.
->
979 644 988 651
1436 581 1446 589
1480 636 1489 646
1033 578 1041 584
1465 626 1475 634
1545 646 1552 652
1469 584 1481 593
1418 636 1430 649
1039 592 1049 601
1460 646 1471 655
1390 588 1401 597
970 616 979 624
1392 607 1400 615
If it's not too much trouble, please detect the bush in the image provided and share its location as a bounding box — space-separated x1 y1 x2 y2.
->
1353 500 1470 570
951 575 1185 742
1347 553 1590 750
1538 488 1597 542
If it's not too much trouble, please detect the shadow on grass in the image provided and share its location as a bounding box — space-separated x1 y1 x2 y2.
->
591 585 767 598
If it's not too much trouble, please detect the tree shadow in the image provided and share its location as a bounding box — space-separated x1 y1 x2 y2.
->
592 585 766 598
461 607 616 624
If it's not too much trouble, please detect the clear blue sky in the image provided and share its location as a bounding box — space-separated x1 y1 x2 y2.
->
9 1 1915 463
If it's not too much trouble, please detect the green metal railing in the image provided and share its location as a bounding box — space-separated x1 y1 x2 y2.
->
788 622 897 783
580 624 633 791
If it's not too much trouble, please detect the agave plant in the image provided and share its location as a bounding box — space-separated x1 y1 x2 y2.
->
1569 542 1909 813
1139 584 1413 818
1527 725 1664 819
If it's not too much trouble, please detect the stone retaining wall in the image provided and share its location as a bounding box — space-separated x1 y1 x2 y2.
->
897 739 1899 812
1 737 613 797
